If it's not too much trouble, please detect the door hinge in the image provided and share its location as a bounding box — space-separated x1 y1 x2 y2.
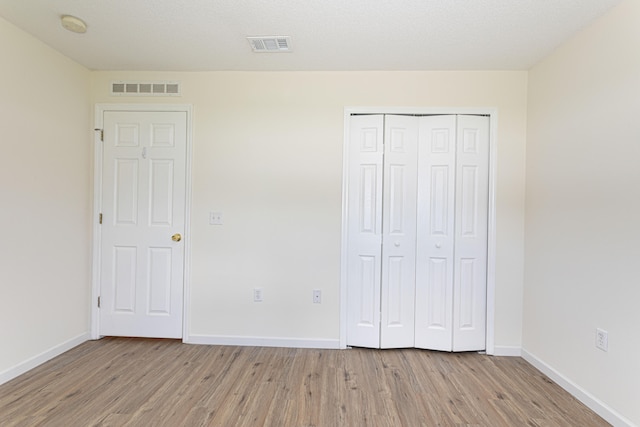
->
100 129 104 141
99 213 103 224
97 296 101 308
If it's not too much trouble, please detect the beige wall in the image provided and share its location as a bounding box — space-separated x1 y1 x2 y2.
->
525 0 640 424
0 17 91 375
92 70 527 348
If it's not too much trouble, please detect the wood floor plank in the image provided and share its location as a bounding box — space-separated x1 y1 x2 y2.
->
0 338 610 426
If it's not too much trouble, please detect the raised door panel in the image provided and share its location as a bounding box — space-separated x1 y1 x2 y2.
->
359 165 379 234
452 115 489 351
414 115 457 351
151 123 176 147
380 115 418 349
149 160 174 226
147 247 173 314
346 115 384 348
113 159 139 225
113 246 137 312
384 256 404 327
115 123 139 147
355 255 378 328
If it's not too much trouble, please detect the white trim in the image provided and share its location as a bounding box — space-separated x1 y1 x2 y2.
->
339 112 351 349
340 107 498 353
91 104 194 342
186 334 340 349
90 126 103 339
182 108 194 342
492 345 521 357
485 112 498 355
0 333 89 386
522 348 635 427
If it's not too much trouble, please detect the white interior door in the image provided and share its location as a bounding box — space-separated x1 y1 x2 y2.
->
380 115 418 348
99 111 187 338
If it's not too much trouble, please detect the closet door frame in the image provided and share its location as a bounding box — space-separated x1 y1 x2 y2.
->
339 107 498 354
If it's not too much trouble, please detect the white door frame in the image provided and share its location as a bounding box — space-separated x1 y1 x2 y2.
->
340 107 498 354
90 104 193 341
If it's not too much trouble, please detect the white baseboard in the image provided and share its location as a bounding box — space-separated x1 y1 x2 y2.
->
521 348 636 427
0 332 89 386
492 345 522 356
185 334 341 349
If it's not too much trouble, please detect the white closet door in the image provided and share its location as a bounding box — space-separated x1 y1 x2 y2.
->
346 114 489 351
380 115 418 348
452 115 489 351
346 115 384 348
414 115 457 351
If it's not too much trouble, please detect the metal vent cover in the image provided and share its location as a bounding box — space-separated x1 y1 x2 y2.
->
247 36 292 52
110 81 181 96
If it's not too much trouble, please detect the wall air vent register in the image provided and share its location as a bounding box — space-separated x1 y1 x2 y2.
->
110 81 181 96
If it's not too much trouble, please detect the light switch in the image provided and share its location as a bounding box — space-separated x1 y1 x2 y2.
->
209 212 223 225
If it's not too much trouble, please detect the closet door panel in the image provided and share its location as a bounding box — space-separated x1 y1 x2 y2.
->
415 115 457 351
453 115 489 351
346 115 384 348
380 115 418 349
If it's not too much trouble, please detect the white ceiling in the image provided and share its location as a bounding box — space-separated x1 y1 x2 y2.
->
0 0 622 71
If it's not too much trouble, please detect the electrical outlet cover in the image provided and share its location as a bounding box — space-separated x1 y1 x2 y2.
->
209 212 223 225
596 328 608 351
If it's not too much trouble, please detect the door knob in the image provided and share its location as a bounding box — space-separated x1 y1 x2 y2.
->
435 243 442 248
171 233 182 242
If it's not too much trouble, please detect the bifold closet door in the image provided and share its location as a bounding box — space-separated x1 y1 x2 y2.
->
414 115 489 351
346 114 488 351
379 115 418 348
414 115 457 351
346 115 418 349
345 115 384 348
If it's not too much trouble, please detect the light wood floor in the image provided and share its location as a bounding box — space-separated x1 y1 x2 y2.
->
0 338 608 426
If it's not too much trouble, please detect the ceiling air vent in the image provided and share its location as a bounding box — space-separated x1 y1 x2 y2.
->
110 81 181 96
247 36 292 53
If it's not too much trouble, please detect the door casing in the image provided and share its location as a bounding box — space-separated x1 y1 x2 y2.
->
91 104 193 341
340 107 498 354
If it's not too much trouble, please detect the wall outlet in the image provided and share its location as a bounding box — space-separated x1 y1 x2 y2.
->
596 328 608 351
253 288 263 302
209 212 223 225
313 289 321 304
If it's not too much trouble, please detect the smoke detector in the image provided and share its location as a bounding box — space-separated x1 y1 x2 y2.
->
61 15 87 33
247 36 292 53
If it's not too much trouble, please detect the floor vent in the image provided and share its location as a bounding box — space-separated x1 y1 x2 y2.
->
110 81 181 96
247 36 292 53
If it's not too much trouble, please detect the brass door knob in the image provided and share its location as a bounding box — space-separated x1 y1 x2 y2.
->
171 233 182 242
